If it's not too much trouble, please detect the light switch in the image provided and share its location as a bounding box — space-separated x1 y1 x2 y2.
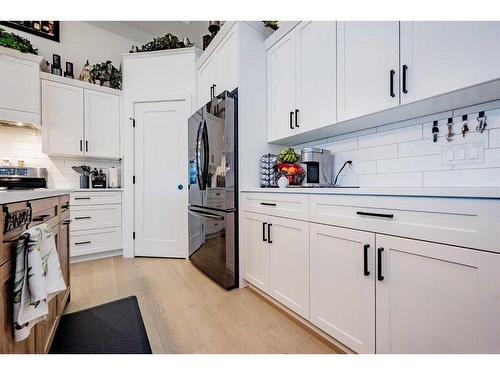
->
456 147 466 160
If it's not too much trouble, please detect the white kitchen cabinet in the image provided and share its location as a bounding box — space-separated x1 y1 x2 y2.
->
197 28 239 108
241 211 270 293
400 21 500 104
296 21 337 133
42 79 84 156
84 89 120 159
376 234 500 354
337 21 400 121
267 21 336 142
269 216 309 319
41 73 120 158
310 223 376 353
0 47 42 125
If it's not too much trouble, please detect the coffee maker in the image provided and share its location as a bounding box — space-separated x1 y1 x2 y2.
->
301 148 333 187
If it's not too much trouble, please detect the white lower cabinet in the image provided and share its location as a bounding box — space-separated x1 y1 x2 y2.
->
269 216 309 319
242 211 309 319
375 234 500 354
309 223 375 353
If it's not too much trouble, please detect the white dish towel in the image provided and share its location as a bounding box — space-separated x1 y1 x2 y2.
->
13 223 67 342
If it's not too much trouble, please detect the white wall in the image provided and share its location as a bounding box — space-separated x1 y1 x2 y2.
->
0 21 145 75
293 101 500 188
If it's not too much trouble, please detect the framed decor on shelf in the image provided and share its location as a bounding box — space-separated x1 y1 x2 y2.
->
0 21 60 42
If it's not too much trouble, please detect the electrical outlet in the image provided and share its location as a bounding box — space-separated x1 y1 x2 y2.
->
442 141 485 166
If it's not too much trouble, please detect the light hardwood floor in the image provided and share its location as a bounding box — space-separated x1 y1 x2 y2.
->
67 256 341 354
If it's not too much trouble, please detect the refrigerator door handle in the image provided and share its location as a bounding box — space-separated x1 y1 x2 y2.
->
202 119 210 190
195 119 204 190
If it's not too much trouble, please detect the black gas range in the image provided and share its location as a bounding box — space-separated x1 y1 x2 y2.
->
0 167 48 190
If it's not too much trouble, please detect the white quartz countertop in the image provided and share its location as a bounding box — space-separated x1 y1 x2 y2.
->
0 188 123 204
241 187 500 199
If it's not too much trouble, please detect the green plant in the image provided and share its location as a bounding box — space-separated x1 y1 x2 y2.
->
90 61 122 90
0 27 38 54
130 33 193 53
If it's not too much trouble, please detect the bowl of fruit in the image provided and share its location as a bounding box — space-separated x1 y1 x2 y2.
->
276 148 305 186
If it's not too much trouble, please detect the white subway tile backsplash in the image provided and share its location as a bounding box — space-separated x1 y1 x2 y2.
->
424 168 500 187
292 103 500 188
0 127 120 189
359 172 423 188
358 124 422 148
377 154 451 173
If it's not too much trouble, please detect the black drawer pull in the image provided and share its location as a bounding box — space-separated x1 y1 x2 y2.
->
75 216 91 220
32 214 51 222
61 204 69 209
389 69 395 98
260 202 276 207
75 241 91 245
75 197 91 200
63 220 72 225
289 111 294 130
363 244 370 276
295 109 299 127
267 223 272 244
377 247 384 281
262 222 267 242
356 211 394 219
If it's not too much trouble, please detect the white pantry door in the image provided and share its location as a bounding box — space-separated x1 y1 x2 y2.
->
134 100 188 258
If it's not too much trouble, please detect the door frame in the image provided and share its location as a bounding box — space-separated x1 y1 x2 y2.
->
121 91 194 258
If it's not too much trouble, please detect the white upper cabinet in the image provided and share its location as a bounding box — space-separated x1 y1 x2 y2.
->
42 74 120 158
84 90 120 159
42 80 84 156
0 47 42 124
337 21 400 121
197 27 239 108
267 21 336 142
376 234 500 354
267 33 296 141
310 223 376 354
269 216 309 319
400 21 500 104
296 21 337 134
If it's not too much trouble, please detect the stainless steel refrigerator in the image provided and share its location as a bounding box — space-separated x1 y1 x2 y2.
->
188 90 238 289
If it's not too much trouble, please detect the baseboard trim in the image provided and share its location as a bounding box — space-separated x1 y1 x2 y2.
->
247 284 355 354
70 249 123 263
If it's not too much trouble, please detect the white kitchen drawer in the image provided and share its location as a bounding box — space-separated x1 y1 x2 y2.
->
310 194 500 252
70 204 122 231
70 227 122 257
241 192 309 221
205 220 225 234
71 191 121 206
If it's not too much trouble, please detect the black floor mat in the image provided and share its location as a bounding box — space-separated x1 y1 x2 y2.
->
50 296 152 354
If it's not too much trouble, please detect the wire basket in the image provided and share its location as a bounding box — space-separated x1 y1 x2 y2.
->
276 163 305 186
260 153 279 187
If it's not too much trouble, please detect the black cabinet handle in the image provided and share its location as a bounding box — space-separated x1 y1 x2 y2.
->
295 109 299 127
402 64 408 94
363 244 370 276
210 85 214 99
389 69 396 98
213 84 216 96
32 214 51 222
63 219 72 225
74 197 91 200
267 223 272 244
356 211 394 219
377 247 384 281
75 241 91 246
262 222 267 242
260 202 276 207
75 216 91 220
85 140 88 152
80 140 83 152
289 111 294 130
61 204 69 209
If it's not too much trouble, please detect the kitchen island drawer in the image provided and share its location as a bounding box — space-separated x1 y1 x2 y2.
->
309 194 500 252
70 191 121 206
70 227 122 257
241 192 309 221
70 204 121 231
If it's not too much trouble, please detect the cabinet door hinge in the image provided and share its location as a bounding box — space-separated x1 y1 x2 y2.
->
133 175 136 184
133 232 136 240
